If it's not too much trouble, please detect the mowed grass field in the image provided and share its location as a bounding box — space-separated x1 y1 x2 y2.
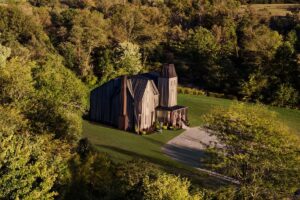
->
240 4 300 16
83 94 300 186
178 94 300 133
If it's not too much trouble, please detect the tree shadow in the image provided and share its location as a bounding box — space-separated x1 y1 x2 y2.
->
142 136 168 146
85 120 137 135
97 144 229 189
162 143 207 168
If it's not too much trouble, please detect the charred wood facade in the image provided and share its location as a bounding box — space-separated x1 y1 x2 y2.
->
90 64 188 133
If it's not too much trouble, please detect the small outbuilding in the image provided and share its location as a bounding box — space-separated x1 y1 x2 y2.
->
90 64 188 133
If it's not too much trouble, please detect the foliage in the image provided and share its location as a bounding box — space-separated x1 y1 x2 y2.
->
115 41 143 76
1 1 300 199
51 9 109 85
0 6 53 59
178 86 206 96
140 173 203 200
240 72 268 102
272 84 299 107
203 103 300 199
64 152 115 200
31 54 88 141
113 159 202 200
0 106 71 200
109 4 168 62
65 151 201 200
0 44 11 67
241 25 283 60
0 56 35 108
5 0 296 108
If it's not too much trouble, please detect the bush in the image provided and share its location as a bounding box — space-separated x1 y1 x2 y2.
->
178 86 206 96
162 125 168 130
64 152 115 200
141 173 203 200
272 84 299 108
207 92 225 98
141 130 147 135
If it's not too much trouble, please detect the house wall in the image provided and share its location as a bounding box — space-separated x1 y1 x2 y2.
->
90 79 120 124
90 79 134 130
158 77 178 107
139 82 158 131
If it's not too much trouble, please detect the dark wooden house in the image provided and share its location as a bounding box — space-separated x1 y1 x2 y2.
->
90 64 188 133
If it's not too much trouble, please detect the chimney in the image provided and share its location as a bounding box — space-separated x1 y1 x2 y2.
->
118 76 129 130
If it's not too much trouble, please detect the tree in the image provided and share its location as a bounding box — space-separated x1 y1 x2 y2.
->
240 72 269 102
186 27 236 91
31 54 88 141
113 159 202 200
0 48 35 108
140 173 203 200
272 84 299 107
0 44 11 67
52 9 109 85
240 25 283 69
109 4 167 64
203 103 300 199
64 152 115 200
201 0 240 28
186 27 220 86
115 41 143 76
0 106 71 200
0 7 53 59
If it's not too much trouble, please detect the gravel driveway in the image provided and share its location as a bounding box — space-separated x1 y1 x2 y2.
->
162 126 239 184
162 126 219 168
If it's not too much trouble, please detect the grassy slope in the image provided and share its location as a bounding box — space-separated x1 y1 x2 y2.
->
83 121 224 188
83 94 300 187
240 4 300 16
178 94 300 133
84 121 183 164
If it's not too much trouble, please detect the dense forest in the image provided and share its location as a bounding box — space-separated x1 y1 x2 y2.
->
21 0 300 108
0 0 300 199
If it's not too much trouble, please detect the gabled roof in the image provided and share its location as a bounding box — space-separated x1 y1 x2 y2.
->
130 77 148 102
128 76 158 101
91 71 160 103
139 72 160 85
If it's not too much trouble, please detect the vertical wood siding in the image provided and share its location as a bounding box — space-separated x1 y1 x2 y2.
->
158 77 178 107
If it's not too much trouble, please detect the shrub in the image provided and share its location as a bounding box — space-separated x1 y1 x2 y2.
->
178 86 205 96
141 173 203 200
207 92 225 98
141 130 147 135
272 84 299 108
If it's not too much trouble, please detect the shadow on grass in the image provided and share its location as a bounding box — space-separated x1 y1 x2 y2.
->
97 144 228 189
85 120 139 135
142 136 168 146
161 143 207 168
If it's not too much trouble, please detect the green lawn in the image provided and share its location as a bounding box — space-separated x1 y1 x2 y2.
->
83 94 300 187
178 94 300 133
240 4 300 17
178 94 233 127
83 121 224 188
83 121 183 164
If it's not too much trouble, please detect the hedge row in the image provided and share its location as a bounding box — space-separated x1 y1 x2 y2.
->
178 86 238 100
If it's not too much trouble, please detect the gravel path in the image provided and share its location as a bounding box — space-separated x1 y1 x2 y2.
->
162 126 239 184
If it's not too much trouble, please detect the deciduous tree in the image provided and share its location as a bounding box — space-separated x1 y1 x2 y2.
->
203 103 300 199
